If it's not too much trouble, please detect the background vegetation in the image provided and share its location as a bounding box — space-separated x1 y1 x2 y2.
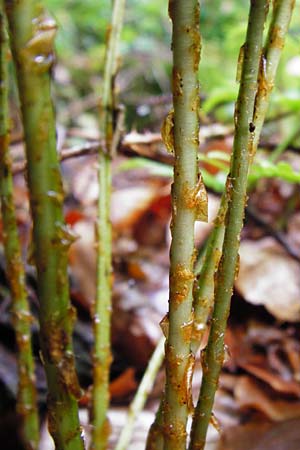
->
1 0 300 449
46 0 300 132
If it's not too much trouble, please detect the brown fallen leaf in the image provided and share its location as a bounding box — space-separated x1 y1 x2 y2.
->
218 419 273 450
111 185 162 230
238 361 300 397
252 418 300 450
236 237 300 321
79 368 137 407
234 376 300 421
226 324 300 397
219 418 300 450
109 368 137 399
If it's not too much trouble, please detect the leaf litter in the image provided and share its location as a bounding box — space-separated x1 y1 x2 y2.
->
2 108 300 449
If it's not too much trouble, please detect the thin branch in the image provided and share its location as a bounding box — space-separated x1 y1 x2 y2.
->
90 0 126 448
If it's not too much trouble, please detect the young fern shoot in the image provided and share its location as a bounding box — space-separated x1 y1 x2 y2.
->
162 1 207 449
189 1 269 448
5 1 84 448
0 6 39 449
91 0 125 448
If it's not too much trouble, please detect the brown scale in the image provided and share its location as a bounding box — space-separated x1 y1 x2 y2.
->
182 177 208 222
170 263 194 307
172 67 184 98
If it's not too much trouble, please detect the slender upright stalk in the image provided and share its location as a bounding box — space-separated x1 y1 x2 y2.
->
115 337 165 450
5 2 84 449
91 0 125 448
270 117 300 162
0 6 39 449
149 2 294 448
191 198 226 355
146 401 164 450
191 0 295 353
189 2 269 448
163 1 207 449
253 0 295 154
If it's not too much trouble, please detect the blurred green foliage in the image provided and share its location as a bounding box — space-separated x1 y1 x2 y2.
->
45 0 300 132
118 153 300 194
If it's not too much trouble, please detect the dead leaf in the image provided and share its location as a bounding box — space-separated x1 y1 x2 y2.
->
218 419 273 450
238 362 300 397
251 418 300 450
236 237 300 321
109 368 137 399
234 376 300 421
219 418 300 450
111 185 161 230
225 324 300 397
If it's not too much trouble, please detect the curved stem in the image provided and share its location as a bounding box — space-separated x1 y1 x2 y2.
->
189 1 269 448
91 0 125 449
0 6 39 449
5 1 84 448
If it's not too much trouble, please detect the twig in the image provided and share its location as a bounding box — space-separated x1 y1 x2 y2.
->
91 0 126 448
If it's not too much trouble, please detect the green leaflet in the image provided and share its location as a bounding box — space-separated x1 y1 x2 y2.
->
249 159 300 184
118 153 300 193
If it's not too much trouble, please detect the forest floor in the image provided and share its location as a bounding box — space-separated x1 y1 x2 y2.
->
1 99 300 450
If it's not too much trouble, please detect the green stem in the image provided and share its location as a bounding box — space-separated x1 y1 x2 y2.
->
5 2 84 449
191 197 226 355
146 401 164 450
163 1 206 449
115 337 165 450
192 0 295 353
147 201 225 450
91 0 125 448
150 2 294 446
189 1 269 449
0 7 39 449
253 0 295 155
269 115 300 162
